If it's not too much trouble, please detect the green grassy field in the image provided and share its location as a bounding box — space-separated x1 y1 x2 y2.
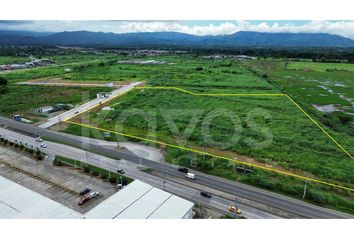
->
83 88 354 186
2 53 353 214
243 59 354 137
0 85 109 117
287 61 354 72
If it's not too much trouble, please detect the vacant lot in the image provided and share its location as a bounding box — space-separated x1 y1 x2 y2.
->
0 85 109 118
76 88 353 186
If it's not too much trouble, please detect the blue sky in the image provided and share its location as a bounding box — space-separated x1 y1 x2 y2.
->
1 20 354 39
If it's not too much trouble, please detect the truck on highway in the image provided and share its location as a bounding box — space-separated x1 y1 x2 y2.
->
185 172 196 180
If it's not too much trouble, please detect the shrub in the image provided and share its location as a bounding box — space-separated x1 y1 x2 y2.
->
83 165 90 173
109 176 117 183
53 159 62 166
92 171 99 176
100 173 108 180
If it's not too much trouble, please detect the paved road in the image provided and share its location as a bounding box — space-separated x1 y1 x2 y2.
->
17 82 129 88
0 116 352 219
0 127 279 219
38 81 141 129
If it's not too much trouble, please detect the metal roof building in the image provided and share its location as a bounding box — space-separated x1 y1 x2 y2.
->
85 180 194 219
0 176 82 219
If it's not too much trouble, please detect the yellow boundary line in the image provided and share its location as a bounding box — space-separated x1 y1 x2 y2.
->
64 86 354 192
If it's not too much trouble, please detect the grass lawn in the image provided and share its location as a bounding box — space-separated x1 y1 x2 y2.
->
0 85 110 117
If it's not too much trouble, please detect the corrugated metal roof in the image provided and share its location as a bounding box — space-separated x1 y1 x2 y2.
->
85 180 194 219
0 176 82 219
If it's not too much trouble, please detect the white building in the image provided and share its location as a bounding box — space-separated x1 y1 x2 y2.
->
85 180 194 219
0 176 82 219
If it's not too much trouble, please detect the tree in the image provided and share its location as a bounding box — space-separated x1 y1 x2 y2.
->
0 76 8 94
0 76 7 86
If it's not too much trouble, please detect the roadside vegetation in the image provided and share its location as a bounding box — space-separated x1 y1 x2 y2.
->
2 49 353 214
54 155 132 185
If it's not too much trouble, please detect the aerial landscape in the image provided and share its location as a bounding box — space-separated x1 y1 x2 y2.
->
0 20 353 220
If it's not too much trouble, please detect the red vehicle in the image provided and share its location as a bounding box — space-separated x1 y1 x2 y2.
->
78 196 91 205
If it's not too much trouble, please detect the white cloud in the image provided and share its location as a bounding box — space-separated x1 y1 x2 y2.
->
1 20 354 39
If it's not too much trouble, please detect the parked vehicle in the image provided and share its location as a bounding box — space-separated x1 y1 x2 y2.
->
90 191 100 199
35 137 43 142
200 191 212 198
40 143 47 148
185 172 196 180
117 169 125 174
178 167 188 173
228 205 241 214
78 196 90 205
79 188 91 196
117 184 125 190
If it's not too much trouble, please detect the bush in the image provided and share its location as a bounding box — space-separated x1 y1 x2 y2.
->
36 153 44 161
53 159 62 166
92 171 99 176
100 173 108 180
109 176 117 183
83 165 90 173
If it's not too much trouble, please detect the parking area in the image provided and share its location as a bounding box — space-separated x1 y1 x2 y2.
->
0 145 117 213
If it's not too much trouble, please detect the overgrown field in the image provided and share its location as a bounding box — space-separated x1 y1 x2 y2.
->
0 85 109 117
244 60 354 123
81 88 354 186
2 53 353 213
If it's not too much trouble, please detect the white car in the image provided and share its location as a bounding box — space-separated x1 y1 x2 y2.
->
90 192 100 198
40 143 47 148
36 137 43 142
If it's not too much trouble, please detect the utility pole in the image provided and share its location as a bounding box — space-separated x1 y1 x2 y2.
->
234 193 238 219
202 136 208 162
303 172 308 199
59 116 62 131
163 180 166 191
120 176 123 186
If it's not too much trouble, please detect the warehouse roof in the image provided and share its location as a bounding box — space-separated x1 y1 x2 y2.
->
0 176 82 219
85 180 194 219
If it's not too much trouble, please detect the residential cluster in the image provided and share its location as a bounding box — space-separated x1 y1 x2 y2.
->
0 58 54 71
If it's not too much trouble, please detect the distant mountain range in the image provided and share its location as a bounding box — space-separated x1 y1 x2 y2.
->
1 30 354 48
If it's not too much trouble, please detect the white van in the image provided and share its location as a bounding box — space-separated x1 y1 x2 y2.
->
185 172 196 180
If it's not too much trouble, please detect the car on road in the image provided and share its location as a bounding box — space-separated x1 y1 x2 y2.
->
185 172 196 180
79 188 91 195
117 169 125 174
35 137 43 142
78 196 91 205
228 205 241 214
89 191 100 199
178 167 188 173
74 111 79 114
117 184 125 190
40 143 47 148
200 191 212 198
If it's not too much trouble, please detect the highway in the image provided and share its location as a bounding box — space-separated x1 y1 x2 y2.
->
38 81 141 129
0 116 353 219
0 126 279 219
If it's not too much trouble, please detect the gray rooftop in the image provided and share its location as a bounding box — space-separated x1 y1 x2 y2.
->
0 176 82 219
85 180 194 219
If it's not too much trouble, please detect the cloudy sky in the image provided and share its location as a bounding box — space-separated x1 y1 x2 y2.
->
1 20 354 39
